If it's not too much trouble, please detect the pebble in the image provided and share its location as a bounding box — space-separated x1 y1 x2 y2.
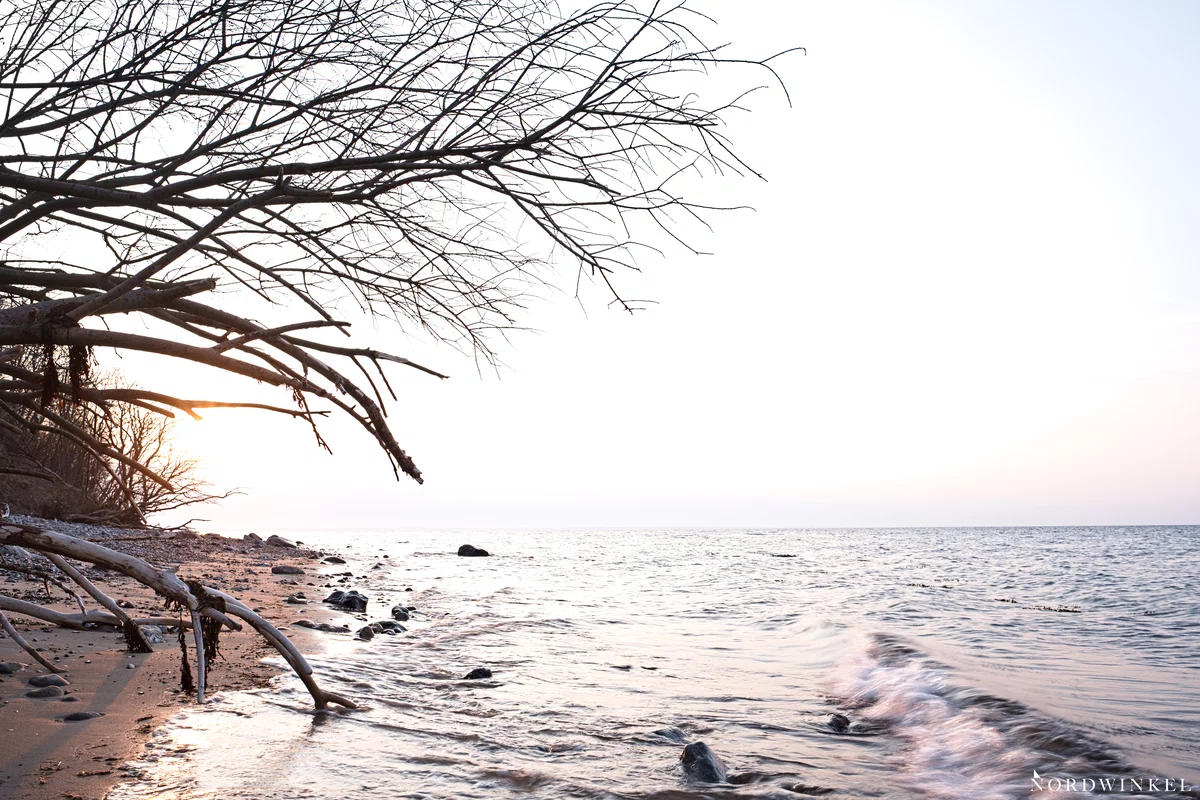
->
63 711 103 721
28 674 70 688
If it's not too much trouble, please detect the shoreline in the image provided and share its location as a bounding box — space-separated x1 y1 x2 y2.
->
0 517 347 800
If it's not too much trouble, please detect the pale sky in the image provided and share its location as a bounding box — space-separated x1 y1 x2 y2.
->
116 0 1200 531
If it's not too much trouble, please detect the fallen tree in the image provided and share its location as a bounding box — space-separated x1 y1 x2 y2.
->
0 521 354 708
0 0 790 708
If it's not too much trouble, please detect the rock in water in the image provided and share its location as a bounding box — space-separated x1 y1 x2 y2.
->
653 726 688 744
457 544 490 557
323 590 369 612
827 713 851 733
265 535 297 548
26 685 64 699
28 674 69 688
679 742 728 783
357 626 375 640
462 667 493 680
271 564 305 575
390 605 410 622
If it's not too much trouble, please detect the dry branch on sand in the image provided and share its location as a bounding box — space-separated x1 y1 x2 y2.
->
0 521 355 709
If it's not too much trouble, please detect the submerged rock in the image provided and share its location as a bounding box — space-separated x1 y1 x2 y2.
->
357 626 374 640
323 555 347 564
390 605 410 622
323 590 368 612
680 742 728 783
827 713 851 733
28 674 69 688
271 565 305 575
462 667 493 680
653 726 688 744
457 544 489 557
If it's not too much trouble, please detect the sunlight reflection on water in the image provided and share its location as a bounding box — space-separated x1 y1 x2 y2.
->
110 527 1200 799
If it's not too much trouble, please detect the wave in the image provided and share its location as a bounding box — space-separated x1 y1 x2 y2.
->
826 633 1194 800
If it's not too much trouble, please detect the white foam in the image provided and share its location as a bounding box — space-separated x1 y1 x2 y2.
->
827 636 1068 800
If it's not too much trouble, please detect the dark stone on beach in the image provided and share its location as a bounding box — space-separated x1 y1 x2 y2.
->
324 589 368 612
266 535 297 548
457 544 489 557
26 685 64 698
462 667 493 680
294 619 317 629
244 532 263 543
63 711 103 721
271 565 304 575
357 626 374 640
117 599 135 609
680 742 728 784
285 593 308 604
390 605 410 622
60 695 79 702
28 674 69 688
0 662 19 675
827 713 851 733
323 556 346 564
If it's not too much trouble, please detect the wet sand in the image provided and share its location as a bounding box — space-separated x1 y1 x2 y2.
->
0 524 345 800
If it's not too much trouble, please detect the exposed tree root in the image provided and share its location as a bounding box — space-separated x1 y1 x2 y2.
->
0 522 353 709
0 607 60 672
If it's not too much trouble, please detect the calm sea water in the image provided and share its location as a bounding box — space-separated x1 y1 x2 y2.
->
110 527 1200 800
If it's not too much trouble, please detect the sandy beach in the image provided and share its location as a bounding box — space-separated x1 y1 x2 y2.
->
0 520 346 800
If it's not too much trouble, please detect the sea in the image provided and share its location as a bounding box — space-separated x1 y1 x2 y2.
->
108 526 1200 800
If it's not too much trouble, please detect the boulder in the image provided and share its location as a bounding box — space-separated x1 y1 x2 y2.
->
357 626 375 640
138 625 165 644
462 667 493 680
244 532 263 544
265 535 297 548
285 593 308 604
323 589 368 613
28 674 69 688
368 620 405 635
323 556 347 564
390 605 410 622
457 544 490 557
271 565 305 575
680 742 728 783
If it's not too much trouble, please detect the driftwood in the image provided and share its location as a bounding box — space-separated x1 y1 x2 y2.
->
0 608 59 672
0 522 353 709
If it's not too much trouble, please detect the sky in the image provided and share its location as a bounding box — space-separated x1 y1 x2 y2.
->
120 0 1200 531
